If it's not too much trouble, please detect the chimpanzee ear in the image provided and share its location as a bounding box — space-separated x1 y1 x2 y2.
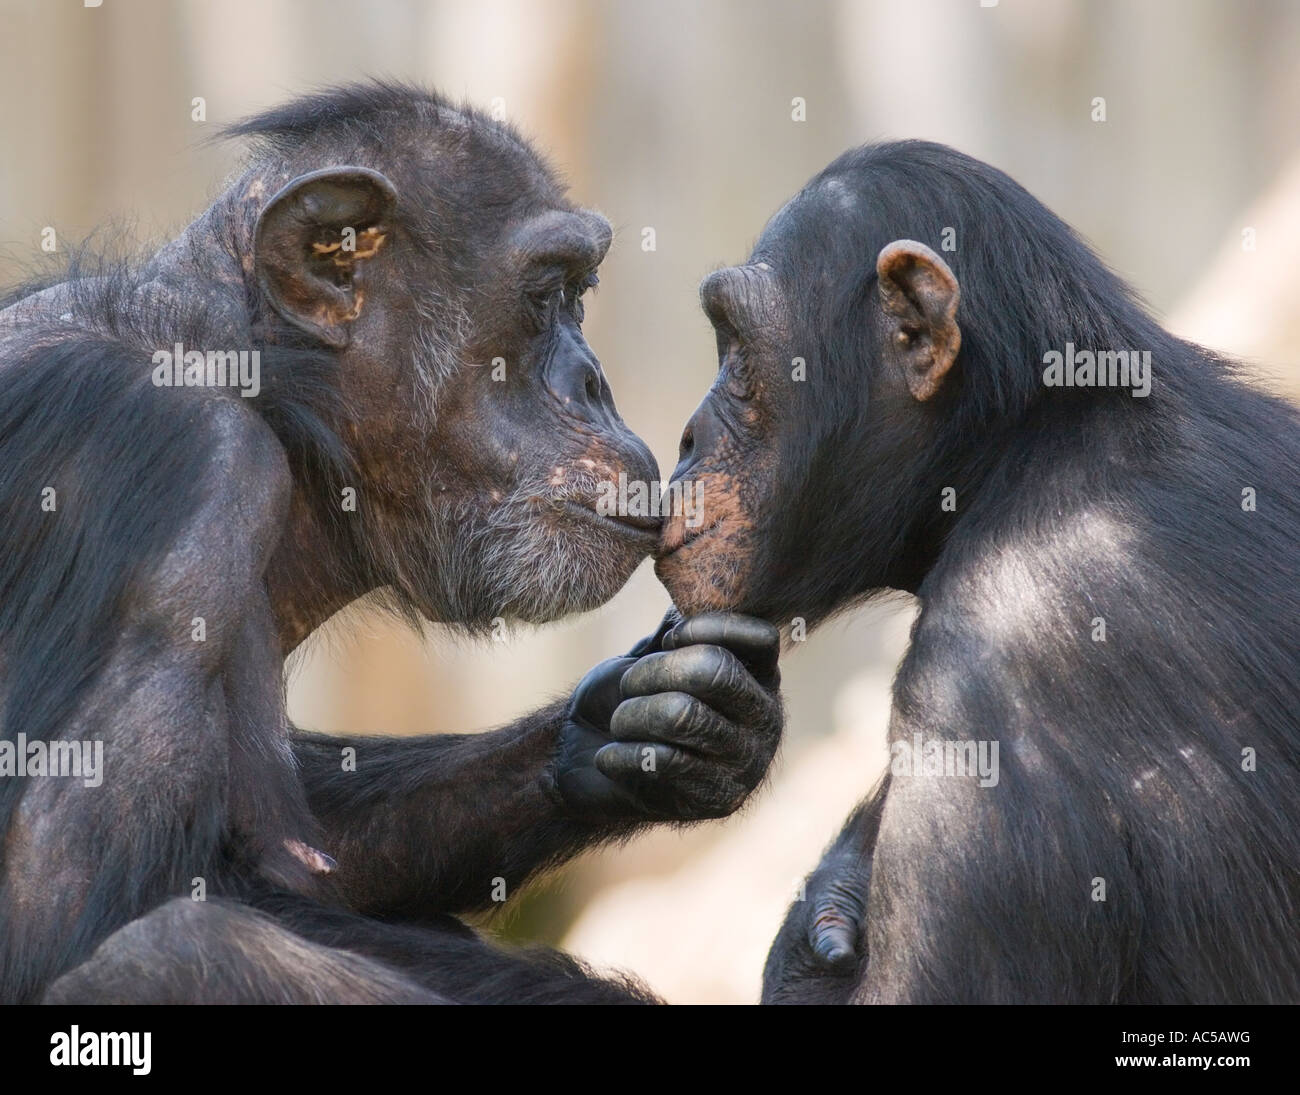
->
254 166 397 348
876 239 961 401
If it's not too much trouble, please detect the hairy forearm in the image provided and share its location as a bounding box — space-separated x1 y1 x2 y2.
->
292 703 636 917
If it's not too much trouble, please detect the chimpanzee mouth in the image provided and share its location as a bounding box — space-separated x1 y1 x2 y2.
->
656 517 723 560
557 499 662 545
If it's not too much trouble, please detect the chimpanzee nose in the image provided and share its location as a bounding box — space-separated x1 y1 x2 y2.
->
672 400 720 481
549 325 614 427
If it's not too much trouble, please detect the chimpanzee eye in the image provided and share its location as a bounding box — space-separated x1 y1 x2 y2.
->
567 273 598 323
525 285 563 326
723 341 753 400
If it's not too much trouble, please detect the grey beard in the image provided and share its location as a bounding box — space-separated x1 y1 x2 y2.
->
376 307 640 629
382 468 642 632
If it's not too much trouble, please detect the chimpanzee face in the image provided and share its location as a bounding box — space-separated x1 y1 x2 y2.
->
429 202 663 626
656 180 961 624
654 256 792 617
252 136 660 629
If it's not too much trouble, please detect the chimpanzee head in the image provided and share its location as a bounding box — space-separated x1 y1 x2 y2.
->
227 85 658 633
657 140 1124 626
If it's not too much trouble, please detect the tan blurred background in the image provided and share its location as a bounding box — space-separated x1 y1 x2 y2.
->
2 0 1297 1003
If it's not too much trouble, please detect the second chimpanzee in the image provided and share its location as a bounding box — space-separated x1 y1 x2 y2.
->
658 141 1300 1003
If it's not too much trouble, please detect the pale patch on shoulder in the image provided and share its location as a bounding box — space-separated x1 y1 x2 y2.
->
817 176 860 212
959 508 1138 650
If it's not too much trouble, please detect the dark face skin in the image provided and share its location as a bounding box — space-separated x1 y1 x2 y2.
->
656 179 961 625
435 206 662 618
234 127 660 646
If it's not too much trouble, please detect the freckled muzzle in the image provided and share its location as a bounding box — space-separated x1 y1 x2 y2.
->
541 429 663 550
653 390 766 611
654 467 757 614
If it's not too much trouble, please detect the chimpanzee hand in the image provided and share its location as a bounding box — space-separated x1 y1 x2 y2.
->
554 611 782 823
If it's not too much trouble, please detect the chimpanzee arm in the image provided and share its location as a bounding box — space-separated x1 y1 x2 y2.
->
804 641 1132 1005
42 899 447 1004
294 612 784 917
4 355 640 1006
292 707 602 917
44 894 657 1004
0 359 319 1002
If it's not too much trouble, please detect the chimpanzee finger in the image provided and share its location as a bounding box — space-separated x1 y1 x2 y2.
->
609 691 749 762
661 612 780 686
620 644 776 729
592 741 684 784
810 904 860 968
594 741 746 818
808 867 869 968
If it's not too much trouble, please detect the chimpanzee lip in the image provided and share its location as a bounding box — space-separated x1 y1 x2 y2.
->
656 518 723 560
557 499 662 544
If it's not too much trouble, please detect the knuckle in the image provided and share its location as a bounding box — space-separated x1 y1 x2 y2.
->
687 644 742 695
677 699 714 744
657 644 731 697
659 693 707 743
653 742 685 774
619 651 663 695
717 651 747 694
664 690 700 727
607 697 641 738
681 642 727 679
620 692 700 743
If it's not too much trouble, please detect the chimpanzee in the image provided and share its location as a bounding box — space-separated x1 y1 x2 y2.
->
0 83 782 1004
657 140 1300 1003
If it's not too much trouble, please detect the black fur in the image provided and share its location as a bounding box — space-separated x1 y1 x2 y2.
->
676 141 1300 1002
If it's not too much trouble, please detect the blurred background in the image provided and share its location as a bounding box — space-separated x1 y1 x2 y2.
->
1 0 1297 1003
